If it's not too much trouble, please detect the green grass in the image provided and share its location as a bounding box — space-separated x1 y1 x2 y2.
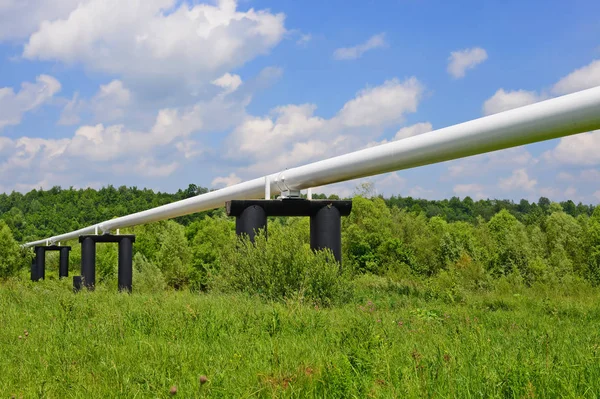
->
1 276 600 398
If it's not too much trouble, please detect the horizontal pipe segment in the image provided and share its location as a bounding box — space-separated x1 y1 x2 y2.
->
24 85 600 247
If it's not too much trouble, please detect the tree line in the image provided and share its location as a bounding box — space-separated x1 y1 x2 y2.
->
1 184 599 303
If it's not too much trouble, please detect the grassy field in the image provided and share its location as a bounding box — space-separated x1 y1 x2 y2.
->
1 276 600 398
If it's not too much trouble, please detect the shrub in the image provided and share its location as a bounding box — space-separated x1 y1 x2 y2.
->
0 221 29 279
215 223 351 306
132 253 166 293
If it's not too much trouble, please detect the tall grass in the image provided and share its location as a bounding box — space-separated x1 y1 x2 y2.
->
1 276 600 398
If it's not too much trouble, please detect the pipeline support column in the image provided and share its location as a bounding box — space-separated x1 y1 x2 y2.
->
80 236 96 289
310 205 343 263
118 237 134 293
59 247 70 279
32 246 45 281
235 205 267 243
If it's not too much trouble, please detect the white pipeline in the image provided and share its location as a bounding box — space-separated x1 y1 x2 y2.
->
24 86 600 247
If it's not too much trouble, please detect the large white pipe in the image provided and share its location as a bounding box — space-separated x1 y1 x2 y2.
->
24 86 600 247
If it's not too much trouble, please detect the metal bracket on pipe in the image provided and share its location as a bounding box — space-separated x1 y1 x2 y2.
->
274 171 301 199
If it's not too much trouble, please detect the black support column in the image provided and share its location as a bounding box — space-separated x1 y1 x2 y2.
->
226 199 352 264
310 205 343 263
78 234 136 292
118 236 133 293
80 237 96 289
235 205 267 242
31 245 71 281
59 247 70 279
32 246 45 281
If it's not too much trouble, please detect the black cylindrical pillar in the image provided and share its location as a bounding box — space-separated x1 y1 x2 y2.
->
81 237 96 289
33 247 45 281
73 276 82 293
59 247 70 279
118 237 133 293
310 205 342 263
236 205 267 243
30 255 37 281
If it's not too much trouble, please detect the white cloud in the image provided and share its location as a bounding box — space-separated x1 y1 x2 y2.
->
211 173 242 188
212 73 242 94
552 60 600 95
133 157 179 178
336 77 423 128
91 80 132 122
594 190 600 202
498 168 537 191
313 172 407 199
482 88 543 116
557 171 574 181
579 169 600 181
175 140 203 159
58 92 83 126
393 122 432 140
225 77 424 174
446 147 535 178
23 0 285 89
296 33 312 47
0 75 61 130
408 186 435 198
0 0 81 40
542 131 600 166
453 183 487 199
67 105 204 162
333 33 386 60
447 47 487 79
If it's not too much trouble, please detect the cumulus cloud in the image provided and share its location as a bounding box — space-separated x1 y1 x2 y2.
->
498 168 537 191
393 122 432 140
336 78 423 128
296 33 312 47
333 33 387 60
446 147 536 178
211 173 242 188
0 75 61 130
212 73 242 94
542 131 600 166
67 106 204 162
23 0 285 89
482 89 543 115
552 60 600 95
225 77 425 174
447 47 487 79
91 80 132 122
0 0 81 40
133 157 179 178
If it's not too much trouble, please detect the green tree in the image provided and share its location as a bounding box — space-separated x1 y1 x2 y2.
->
0 221 25 279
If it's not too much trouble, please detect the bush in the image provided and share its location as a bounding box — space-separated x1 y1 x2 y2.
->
0 221 29 279
215 223 351 306
132 253 166 293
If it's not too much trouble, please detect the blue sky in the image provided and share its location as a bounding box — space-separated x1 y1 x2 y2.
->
1 0 600 203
